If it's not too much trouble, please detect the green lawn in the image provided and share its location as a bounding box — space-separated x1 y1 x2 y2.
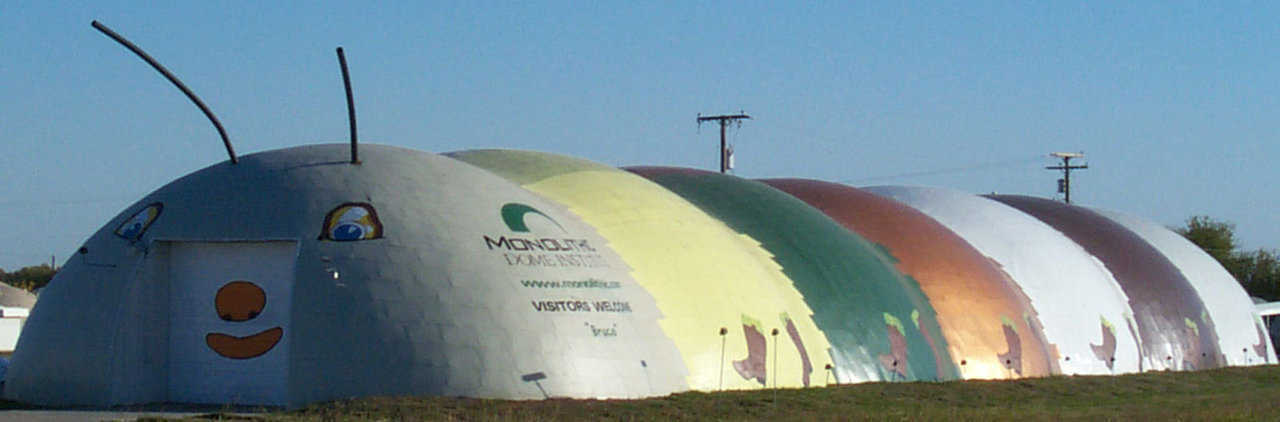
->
194 365 1280 421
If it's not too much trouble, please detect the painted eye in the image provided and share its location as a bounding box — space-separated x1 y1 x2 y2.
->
120 223 143 238
320 203 382 241
331 223 366 241
114 203 163 240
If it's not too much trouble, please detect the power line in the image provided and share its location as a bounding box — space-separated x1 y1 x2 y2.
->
842 155 1044 184
0 195 140 207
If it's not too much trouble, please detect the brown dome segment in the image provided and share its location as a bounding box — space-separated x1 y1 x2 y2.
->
763 179 1058 379
989 195 1223 371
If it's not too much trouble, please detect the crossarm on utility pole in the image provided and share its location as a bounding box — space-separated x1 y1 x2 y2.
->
697 114 751 173
1046 153 1088 203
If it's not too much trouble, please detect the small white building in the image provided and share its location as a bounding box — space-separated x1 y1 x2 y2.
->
0 283 37 352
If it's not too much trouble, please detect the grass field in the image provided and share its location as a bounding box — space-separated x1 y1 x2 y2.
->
148 365 1280 421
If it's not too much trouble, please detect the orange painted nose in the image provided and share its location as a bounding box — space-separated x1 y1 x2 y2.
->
215 280 266 322
208 280 282 359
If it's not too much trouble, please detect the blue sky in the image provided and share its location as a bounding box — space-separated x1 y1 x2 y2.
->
2 2 1277 270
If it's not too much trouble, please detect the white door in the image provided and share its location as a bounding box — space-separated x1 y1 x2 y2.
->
168 241 296 405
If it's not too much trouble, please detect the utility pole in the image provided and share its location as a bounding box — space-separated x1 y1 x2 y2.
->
697 112 751 173
1047 152 1088 204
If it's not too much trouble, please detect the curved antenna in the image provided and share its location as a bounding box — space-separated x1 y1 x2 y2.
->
91 21 238 164
336 47 358 164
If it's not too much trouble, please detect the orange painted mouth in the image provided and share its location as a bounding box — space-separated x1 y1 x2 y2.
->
206 327 283 359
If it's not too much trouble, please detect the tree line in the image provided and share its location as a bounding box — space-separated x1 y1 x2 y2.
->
1175 216 1280 301
0 264 57 292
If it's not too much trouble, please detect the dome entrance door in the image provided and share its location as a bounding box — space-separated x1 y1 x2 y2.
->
167 241 297 406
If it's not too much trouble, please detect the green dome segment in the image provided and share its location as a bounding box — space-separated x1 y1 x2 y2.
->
766 179 1058 379
628 167 958 382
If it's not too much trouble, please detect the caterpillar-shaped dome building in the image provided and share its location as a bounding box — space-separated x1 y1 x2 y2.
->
5 144 1272 408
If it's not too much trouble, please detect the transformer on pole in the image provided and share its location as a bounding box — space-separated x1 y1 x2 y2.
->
697 112 751 173
1047 152 1088 204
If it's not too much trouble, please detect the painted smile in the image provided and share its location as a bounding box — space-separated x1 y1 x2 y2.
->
206 327 283 359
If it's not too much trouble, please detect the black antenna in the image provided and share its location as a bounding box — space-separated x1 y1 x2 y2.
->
91 21 238 164
336 47 358 164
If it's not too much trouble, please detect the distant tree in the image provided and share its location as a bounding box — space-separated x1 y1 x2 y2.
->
1174 215 1280 301
0 264 57 292
1175 216 1240 269
1233 249 1280 302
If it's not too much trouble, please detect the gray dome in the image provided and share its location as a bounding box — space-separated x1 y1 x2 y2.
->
6 144 686 407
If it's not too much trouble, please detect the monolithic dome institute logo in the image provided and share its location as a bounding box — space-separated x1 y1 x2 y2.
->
500 203 565 233
485 202 605 268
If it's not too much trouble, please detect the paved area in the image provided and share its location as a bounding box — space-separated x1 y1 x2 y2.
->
0 409 207 421
0 405 271 421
